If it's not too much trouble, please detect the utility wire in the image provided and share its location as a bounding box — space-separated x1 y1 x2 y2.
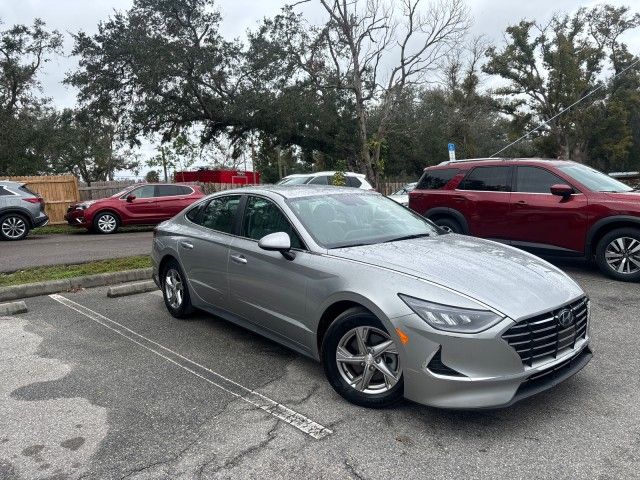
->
490 56 640 158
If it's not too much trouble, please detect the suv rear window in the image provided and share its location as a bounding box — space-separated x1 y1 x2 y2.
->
416 168 459 190
458 166 512 192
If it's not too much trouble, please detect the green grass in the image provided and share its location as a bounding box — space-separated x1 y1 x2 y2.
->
0 255 153 288
34 225 155 235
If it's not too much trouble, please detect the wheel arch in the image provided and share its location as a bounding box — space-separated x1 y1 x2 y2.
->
424 207 469 234
586 216 640 257
0 208 34 228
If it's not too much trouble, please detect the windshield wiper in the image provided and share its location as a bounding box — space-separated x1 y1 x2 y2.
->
383 233 431 243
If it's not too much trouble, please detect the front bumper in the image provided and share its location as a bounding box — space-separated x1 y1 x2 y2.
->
394 311 591 409
64 208 91 228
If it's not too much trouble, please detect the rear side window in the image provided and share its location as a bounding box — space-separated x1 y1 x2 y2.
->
0 186 14 196
459 166 512 192
199 196 241 234
346 176 362 188
515 166 568 193
18 185 38 197
416 169 459 190
157 185 192 197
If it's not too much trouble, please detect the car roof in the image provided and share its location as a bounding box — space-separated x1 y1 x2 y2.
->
0 180 24 187
430 158 578 169
223 184 379 199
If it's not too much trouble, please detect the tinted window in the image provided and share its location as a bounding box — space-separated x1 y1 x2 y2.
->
347 176 362 188
242 196 303 249
186 203 204 222
459 167 511 192
516 167 567 193
18 185 38 197
157 185 192 197
417 169 459 190
127 185 156 198
199 196 241 233
308 175 329 185
0 186 14 196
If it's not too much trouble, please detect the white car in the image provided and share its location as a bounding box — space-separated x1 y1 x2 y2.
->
387 182 417 206
277 171 373 190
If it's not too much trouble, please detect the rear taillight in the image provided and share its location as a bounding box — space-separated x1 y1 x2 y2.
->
23 197 44 204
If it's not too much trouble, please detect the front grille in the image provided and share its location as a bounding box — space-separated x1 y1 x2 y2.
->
503 297 589 367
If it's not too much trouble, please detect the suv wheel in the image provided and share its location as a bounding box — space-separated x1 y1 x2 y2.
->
434 217 463 234
596 228 640 281
321 308 403 408
0 214 30 241
94 212 120 234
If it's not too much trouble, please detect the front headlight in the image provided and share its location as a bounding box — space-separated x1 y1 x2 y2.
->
76 201 95 210
399 294 504 333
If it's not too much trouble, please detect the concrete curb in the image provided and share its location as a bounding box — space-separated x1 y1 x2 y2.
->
0 301 28 316
107 280 158 298
0 268 153 302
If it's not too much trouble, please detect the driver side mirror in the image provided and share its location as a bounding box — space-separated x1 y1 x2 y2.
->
126 194 136 203
258 232 295 260
550 184 574 199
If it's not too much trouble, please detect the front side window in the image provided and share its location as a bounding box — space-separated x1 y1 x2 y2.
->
277 176 311 185
458 166 511 192
515 166 569 193
308 176 330 185
127 185 156 199
417 169 459 190
288 193 439 249
198 195 241 233
242 196 303 249
558 163 633 193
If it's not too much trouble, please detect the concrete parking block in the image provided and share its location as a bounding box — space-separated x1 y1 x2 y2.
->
0 301 28 316
107 280 158 298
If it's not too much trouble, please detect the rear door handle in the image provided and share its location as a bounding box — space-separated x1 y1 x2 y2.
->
230 253 247 265
180 241 194 250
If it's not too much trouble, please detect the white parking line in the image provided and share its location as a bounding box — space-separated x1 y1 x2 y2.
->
49 294 332 440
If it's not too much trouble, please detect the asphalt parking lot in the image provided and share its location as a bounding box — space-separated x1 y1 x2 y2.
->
1 265 639 479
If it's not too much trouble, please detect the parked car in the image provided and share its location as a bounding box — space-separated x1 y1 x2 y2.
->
152 185 591 409
0 180 49 241
409 158 640 281
277 171 373 190
65 183 205 234
388 182 417 206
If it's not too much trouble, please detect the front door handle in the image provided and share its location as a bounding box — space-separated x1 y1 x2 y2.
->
230 254 247 265
180 241 194 250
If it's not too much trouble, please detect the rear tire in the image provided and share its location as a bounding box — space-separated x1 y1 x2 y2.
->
93 211 120 234
0 213 30 241
321 308 403 408
161 259 194 318
595 228 640 282
434 217 463 234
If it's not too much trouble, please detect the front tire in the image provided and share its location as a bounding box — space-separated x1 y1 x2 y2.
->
0 214 30 241
596 228 640 282
321 308 403 408
93 211 120 234
161 259 194 318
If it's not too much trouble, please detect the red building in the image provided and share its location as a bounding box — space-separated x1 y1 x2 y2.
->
174 169 260 184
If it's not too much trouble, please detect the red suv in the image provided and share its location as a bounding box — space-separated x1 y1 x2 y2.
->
65 183 205 234
409 158 640 281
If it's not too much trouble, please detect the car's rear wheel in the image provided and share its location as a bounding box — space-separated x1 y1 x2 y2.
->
321 308 403 408
94 211 120 234
596 228 640 282
162 259 193 318
0 214 30 241
434 217 462 234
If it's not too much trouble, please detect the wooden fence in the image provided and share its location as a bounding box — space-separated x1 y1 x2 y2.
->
7 175 80 225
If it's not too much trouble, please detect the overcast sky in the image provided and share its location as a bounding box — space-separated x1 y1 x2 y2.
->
1 0 638 176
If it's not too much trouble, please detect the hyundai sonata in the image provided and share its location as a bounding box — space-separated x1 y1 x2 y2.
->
152 186 592 408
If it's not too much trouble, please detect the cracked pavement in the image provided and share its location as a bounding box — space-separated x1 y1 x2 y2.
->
0 263 639 479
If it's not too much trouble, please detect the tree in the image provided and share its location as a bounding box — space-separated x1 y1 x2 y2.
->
145 170 160 182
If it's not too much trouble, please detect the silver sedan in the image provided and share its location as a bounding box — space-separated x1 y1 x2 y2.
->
152 185 592 408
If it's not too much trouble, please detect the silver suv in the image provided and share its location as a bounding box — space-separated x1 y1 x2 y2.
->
0 180 49 240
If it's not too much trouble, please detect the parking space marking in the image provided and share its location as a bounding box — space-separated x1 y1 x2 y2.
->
49 294 332 440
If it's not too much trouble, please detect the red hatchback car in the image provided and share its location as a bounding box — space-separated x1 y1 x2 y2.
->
65 183 205 234
409 158 640 281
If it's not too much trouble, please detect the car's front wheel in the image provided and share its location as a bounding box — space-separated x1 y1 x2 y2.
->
93 211 120 234
162 259 193 318
596 228 640 282
0 213 30 241
321 308 403 408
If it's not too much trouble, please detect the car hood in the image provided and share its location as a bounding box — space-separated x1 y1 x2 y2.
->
330 235 583 320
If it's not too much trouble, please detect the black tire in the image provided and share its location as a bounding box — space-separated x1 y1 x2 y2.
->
93 211 120 234
161 258 194 318
321 307 403 408
434 217 463 234
595 227 640 282
0 213 30 241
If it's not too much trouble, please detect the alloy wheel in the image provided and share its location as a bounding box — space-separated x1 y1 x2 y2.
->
165 268 184 309
336 326 401 395
605 237 640 275
97 214 117 233
1 216 27 239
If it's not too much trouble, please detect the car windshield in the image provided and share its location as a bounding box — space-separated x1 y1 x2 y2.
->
558 164 633 193
288 193 439 249
277 176 311 185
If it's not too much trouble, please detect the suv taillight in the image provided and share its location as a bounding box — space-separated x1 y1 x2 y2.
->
23 197 44 204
